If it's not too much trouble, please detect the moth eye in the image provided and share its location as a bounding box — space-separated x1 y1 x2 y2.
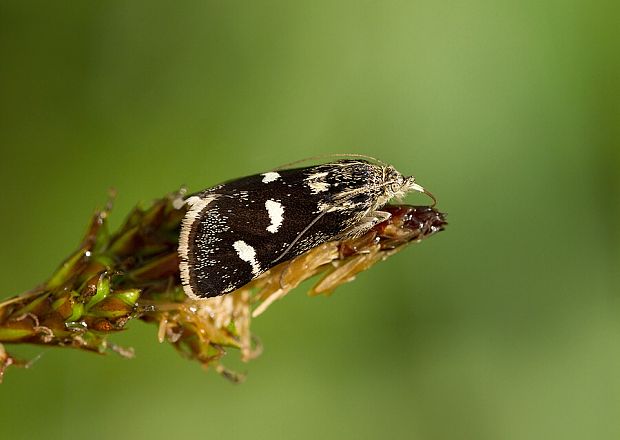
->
389 175 403 193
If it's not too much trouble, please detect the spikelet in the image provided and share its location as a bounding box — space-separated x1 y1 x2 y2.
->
0 192 446 382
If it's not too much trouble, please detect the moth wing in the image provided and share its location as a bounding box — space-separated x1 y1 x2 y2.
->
179 165 377 298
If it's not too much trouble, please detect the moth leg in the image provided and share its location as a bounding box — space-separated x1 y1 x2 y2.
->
343 210 391 238
271 209 329 264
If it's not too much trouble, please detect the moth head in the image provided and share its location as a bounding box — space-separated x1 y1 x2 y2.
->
382 166 404 195
383 166 437 206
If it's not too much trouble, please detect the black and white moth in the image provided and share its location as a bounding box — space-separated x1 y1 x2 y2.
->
178 159 434 299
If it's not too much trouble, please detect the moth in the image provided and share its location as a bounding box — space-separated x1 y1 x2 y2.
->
178 158 435 299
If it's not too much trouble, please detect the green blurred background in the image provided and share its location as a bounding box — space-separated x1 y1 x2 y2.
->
1 1 618 439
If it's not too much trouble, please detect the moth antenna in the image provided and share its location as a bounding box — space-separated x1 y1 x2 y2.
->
271 209 330 264
324 153 386 166
274 153 386 170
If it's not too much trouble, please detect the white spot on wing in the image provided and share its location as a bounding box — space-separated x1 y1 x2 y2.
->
261 172 280 183
308 181 330 193
265 199 284 233
307 171 328 180
233 240 262 276
305 171 331 193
